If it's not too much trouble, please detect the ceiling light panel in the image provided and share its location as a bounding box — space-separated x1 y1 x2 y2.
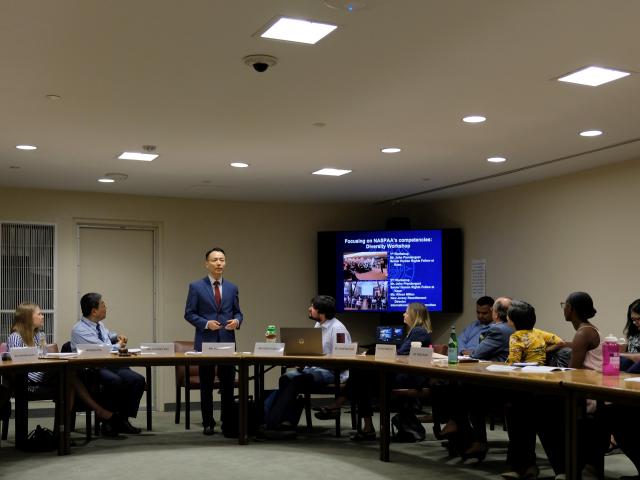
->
312 168 351 176
118 152 158 161
463 115 486 123
16 145 37 150
261 17 337 44
558 66 630 87
580 130 603 137
381 147 402 154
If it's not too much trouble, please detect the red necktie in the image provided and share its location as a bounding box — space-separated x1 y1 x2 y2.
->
213 281 221 307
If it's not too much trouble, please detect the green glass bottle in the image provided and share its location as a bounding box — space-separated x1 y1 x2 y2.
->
448 326 458 365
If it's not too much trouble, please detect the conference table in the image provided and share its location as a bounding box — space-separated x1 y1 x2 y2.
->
0 357 67 454
3 353 640 480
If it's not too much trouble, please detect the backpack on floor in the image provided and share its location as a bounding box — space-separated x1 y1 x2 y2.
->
391 411 426 443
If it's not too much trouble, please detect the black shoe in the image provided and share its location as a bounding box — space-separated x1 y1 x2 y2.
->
118 418 142 435
350 430 376 441
101 418 119 437
203 425 215 436
314 407 340 420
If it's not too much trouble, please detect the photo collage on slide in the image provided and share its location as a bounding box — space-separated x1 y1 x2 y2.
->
343 251 388 311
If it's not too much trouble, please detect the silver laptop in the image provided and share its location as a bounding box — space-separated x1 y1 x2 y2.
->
280 327 324 356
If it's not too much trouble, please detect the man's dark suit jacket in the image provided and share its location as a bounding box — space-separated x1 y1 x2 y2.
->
184 277 243 350
471 321 514 362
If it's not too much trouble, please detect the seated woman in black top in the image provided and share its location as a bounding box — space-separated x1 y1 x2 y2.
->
315 302 432 440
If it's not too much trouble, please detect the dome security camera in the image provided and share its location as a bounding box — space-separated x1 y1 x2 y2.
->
243 54 278 73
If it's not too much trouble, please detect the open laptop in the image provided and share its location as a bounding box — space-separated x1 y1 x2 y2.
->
280 327 325 356
376 325 405 345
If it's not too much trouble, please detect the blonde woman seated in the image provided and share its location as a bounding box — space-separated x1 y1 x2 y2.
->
8 302 118 436
315 302 432 441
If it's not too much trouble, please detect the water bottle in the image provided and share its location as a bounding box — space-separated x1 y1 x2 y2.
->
265 325 277 343
38 335 47 358
602 334 620 376
448 326 458 365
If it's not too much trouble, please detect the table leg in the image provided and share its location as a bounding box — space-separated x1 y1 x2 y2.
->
379 370 390 462
146 366 152 431
61 365 70 455
334 369 341 437
238 361 248 445
14 372 28 450
184 366 190 430
564 390 577 480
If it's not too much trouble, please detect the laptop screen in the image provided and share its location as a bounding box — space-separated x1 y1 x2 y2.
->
376 326 405 345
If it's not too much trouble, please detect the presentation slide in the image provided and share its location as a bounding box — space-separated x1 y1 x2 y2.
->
336 230 443 312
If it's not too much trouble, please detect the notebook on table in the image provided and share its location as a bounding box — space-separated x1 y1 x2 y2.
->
280 327 324 356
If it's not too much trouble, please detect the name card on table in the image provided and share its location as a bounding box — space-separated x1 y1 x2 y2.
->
408 346 433 366
76 344 112 357
140 343 175 355
9 346 39 362
332 343 358 357
202 342 236 356
254 342 285 357
375 344 397 361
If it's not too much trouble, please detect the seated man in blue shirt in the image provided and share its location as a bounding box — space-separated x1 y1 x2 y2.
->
265 295 351 431
458 296 494 355
71 292 145 436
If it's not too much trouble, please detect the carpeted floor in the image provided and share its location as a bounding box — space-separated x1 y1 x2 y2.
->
0 410 635 479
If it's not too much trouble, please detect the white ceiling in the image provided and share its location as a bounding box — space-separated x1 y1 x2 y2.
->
1 0 639 204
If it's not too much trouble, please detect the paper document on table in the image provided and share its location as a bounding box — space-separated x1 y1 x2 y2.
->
623 377 640 383
45 353 78 359
485 365 518 372
432 352 447 360
520 366 573 373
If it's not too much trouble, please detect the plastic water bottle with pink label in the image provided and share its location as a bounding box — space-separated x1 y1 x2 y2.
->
602 334 620 376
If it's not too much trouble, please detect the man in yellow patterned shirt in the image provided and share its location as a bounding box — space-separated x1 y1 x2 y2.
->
505 300 565 365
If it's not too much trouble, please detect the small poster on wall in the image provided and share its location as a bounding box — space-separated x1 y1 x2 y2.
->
471 259 486 299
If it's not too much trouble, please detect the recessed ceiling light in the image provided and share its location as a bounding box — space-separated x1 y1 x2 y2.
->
118 151 158 161
312 168 351 176
16 145 37 150
98 178 115 183
381 147 402 154
45 94 61 100
487 157 506 163
558 66 630 87
324 0 369 12
9 166 20 170
230 162 249 168
579 130 603 137
462 115 486 124
260 17 337 45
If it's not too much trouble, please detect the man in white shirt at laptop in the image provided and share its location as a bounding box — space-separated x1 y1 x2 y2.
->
265 295 351 431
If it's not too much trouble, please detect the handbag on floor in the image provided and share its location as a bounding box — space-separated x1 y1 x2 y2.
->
391 411 426 442
23 424 56 452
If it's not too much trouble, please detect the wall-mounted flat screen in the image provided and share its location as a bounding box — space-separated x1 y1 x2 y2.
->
318 229 462 313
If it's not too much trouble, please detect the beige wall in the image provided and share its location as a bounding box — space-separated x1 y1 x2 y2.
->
406 157 640 344
0 187 384 407
4 155 639 407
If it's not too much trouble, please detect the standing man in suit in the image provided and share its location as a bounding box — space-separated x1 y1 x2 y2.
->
184 247 243 436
